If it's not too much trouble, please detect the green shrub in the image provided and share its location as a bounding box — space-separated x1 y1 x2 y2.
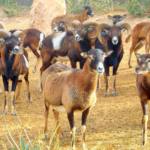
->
127 0 145 16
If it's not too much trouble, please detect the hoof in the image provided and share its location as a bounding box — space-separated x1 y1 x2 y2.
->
143 140 146 146
3 108 8 115
3 111 8 115
44 133 49 140
11 112 17 116
28 97 32 103
71 145 76 150
129 65 132 68
32 68 36 73
111 91 118 96
0 88 3 94
104 92 110 97
82 143 88 150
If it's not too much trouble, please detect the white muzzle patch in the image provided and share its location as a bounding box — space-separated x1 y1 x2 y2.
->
97 62 104 74
112 36 118 45
53 27 59 32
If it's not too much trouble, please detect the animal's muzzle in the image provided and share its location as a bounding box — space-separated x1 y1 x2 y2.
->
75 34 82 41
89 12 94 17
13 45 20 52
112 36 119 45
97 62 105 74
53 27 59 32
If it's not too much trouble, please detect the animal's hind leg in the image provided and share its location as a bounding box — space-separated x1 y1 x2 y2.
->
67 111 76 150
52 109 61 142
44 103 50 139
33 57 40 73
128 40 143 68
24 74 31 102
15 80 22 100
81 108 90 150
141 100 148 145
29 46 40 73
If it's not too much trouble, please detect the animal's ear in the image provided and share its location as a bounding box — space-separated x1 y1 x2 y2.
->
108 15 113 20
101 29 109 37
135 53 141 59
123 14 127 19
135 53 142 62
104 50 113 58
81 52 88 58
59 21 65 27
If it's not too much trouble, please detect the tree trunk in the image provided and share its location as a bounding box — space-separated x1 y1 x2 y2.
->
30 0 66 34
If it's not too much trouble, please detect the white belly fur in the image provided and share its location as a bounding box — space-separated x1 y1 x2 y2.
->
39 32 45 48
52 106 66 112
23 55 29 68
52 32 66 50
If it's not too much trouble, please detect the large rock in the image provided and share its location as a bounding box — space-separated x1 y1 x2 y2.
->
30 0 66 34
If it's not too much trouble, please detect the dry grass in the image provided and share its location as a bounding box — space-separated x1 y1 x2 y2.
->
0 10 150 150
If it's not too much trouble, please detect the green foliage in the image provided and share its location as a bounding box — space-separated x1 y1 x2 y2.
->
127 0 145 16
66 0 150 16
66 0 90 13
0 0 30 17
19 137 29 150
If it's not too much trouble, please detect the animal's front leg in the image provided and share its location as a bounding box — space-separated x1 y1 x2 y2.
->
10 91 16 115
3 91 8 114
2 76 9 114
111 75 117 96
11 77 18 115
33 57 40 73
104 75 110 96
141 101 148 145
81 108 90 150
67 111 76 150
24 74 31 102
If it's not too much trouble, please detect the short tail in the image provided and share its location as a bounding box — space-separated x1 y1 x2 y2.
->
125 34 131 43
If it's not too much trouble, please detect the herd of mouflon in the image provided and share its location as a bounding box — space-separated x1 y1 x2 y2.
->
0 5 150 149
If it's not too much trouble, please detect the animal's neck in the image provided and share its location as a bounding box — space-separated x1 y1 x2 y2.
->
12 54 21 70
78 10 88 22
81 59 98 92
107 38 122 51
79 38 91 52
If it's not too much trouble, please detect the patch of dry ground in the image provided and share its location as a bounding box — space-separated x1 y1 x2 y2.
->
0 11 150 150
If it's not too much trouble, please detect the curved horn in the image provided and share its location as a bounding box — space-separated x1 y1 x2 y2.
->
67 20 82 31
0 29 11 39
146 58 150 62
12 30 23 37
83 22 99 33
0 22 5 29
120 23 131 33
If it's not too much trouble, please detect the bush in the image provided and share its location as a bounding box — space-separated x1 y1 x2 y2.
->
127 0 145 16
0 0 30 17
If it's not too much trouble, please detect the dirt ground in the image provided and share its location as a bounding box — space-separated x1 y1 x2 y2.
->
0 11 150 150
